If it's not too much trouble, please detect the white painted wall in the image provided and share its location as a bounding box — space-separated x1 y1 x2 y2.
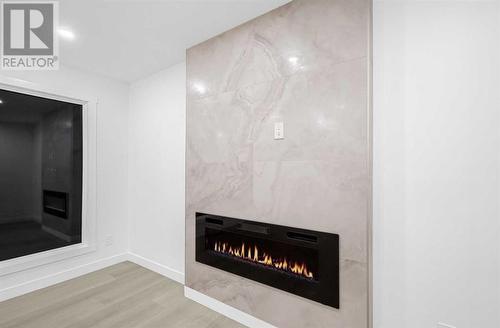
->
0 66 129 296
128 62 186 280
373 1 500 328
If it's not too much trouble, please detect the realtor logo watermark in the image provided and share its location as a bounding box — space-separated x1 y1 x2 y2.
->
1 1 59 70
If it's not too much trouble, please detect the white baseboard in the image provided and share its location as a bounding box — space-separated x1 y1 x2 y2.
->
127 252 184 284
184 287 276 328
0 253 128 302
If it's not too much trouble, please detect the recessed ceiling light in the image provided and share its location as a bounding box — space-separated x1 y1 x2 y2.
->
0 99 3 104
288 56 299 65
58 28 75 41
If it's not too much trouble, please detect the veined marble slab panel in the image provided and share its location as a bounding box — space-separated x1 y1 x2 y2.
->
186 0 371 327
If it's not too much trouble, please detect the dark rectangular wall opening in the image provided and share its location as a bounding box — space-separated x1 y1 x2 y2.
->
196 212 340 308
0 88 83 261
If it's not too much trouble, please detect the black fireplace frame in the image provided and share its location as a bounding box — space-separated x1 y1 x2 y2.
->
195 212 340 308
43 190 69 219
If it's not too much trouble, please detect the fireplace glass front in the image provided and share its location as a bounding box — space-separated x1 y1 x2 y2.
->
196 213 340 308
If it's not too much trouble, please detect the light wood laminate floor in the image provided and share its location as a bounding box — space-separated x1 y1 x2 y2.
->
0 262 244 328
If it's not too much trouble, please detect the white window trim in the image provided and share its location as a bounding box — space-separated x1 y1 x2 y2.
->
0 77 97 276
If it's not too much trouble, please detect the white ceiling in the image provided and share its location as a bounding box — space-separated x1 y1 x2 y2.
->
59 0 290 83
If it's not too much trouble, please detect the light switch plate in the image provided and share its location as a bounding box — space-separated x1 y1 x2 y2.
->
274 122 284 140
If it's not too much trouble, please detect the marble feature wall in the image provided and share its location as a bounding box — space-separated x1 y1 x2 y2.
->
186 0 371 327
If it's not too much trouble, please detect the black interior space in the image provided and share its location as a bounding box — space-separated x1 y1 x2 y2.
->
0 89 83 261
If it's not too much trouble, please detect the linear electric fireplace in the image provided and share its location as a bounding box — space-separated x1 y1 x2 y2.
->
196 212 340 308
43 190 69 219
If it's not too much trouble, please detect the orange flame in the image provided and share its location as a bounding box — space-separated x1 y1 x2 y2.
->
213 241 314 279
